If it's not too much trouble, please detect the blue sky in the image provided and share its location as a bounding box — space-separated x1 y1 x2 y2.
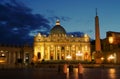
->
0 0 120 44
22 0 120 39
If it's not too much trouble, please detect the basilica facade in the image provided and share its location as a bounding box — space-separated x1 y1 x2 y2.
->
33 20 91 62
0 20 91 65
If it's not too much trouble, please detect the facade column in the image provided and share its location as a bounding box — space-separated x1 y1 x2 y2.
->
59 46 61 60
48 46 50 60
55 45 57 60
70 45 71 57
53 46 54 60
75 45 77 60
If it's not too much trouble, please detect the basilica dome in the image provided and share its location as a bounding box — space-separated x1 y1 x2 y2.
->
50 20 66 35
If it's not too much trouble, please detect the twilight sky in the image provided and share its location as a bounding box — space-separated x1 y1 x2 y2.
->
0 0 120 44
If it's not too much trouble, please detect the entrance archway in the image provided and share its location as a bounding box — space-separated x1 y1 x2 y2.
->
37 52 41 59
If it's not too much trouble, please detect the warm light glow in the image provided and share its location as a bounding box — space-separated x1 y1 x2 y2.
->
109 36 114 44
109 68 116 73
1 53 5 57
0 50 3 52
108 55 114 60
109 55 114 59
66 55 72 59
101 57 104 61
0 60 5 63
108 69 116 79
58 46 60 49
76 51 83 56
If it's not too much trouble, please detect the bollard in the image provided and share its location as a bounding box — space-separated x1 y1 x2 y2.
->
78 63 83 74
63 64 67 74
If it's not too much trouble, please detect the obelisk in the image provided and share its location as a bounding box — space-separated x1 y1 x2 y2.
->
95 9 101 53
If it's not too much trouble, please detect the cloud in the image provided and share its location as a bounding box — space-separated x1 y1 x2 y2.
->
0 0 85 45
0 0 50 44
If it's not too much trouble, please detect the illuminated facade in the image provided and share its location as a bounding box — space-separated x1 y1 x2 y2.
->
33 20 91 62
102 31 120 64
